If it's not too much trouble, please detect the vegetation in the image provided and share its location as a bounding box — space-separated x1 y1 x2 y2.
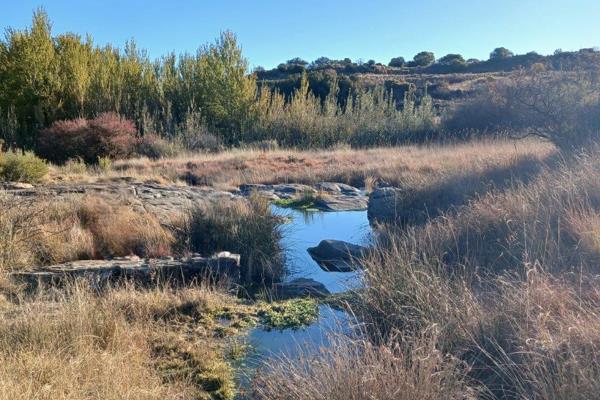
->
257 149 600 399
0 149 48 182
181 195 284 286
37 112 137 164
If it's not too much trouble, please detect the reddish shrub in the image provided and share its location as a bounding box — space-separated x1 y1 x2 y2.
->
38 113 138 164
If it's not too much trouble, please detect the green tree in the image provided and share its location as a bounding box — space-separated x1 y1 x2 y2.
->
388 57 405 67
196 31 257 144
412 51 435 67
0 9 60 146
437 53 466 66
490 47 514 60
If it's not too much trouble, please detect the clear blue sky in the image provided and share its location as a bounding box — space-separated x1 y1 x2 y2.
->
2 0 599 68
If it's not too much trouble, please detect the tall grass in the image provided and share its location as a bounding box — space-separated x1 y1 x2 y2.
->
259 150 600 398
181 194 284 286
250 75 436 148
0 283 238 400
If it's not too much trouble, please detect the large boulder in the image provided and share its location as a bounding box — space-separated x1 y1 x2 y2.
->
11 252 241 290
273 278 330 299
367 187 403 223
307 239 367 272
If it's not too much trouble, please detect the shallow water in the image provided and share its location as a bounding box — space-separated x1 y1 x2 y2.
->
275 206 371 293
235 207 371 394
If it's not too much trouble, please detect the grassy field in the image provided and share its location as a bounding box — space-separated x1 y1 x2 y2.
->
50 139 554 190
253 149 600 399
5 138 600 400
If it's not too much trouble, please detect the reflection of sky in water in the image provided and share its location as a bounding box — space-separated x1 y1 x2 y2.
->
236 305 354 396
235 207 371 395
273 206 372 293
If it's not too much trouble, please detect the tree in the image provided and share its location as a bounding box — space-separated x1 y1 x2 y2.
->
412 51 435 67
438 54 466 66
388 57 405 67
311 57 332 68
196 31 257 144
490 47 514 60
286 57 308 66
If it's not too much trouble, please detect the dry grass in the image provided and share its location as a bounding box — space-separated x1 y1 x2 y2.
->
252 334 475 400
0 194 176 272
48 139 554 191
258 150 600 399
0 283 241 400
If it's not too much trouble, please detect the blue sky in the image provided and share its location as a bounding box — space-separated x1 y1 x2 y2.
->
2 0 599 68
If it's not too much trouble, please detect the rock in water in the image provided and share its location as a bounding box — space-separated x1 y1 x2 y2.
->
11 252 241 290
273 278 330 299
307 239 367 272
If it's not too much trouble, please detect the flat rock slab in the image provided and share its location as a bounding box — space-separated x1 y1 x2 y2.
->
1 181 237 222
273 278 330 299
307 239 368 272
238 182 367 211
11 252 241 290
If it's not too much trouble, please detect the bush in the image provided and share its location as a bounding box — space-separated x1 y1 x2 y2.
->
0 150 48 183
37 113 137 164
181 195 283 286
135 134 185 159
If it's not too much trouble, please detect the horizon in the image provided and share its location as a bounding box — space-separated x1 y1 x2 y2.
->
2 0 600 69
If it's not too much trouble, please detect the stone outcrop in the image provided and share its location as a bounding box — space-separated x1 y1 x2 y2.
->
367 186 403 223
238 182 367 211
11 252 241 290
273 278 330 299
1 181 237 222
307 239 368 272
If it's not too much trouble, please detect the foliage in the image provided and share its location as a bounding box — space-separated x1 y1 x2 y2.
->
0 11 256 148
437 53 466 66
490 46 514 60
0 149 48 182
412 51 435 67
181 195 284 286
251 74 436 148
37 112 137 164
388 56 405 67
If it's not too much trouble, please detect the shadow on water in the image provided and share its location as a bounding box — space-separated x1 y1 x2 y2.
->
234 206 372 396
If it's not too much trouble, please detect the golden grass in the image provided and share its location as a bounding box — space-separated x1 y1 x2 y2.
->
48 139 554 190
256 149 600 399
0 283 242 400
0 194 177 272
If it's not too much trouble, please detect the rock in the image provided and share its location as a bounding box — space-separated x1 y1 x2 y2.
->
273 278 330 299
1 182 238 223
239 182 367 212
368 186 403 223
0 182 35 190
238 183 315 200
11 252 241 291
307 239 367 272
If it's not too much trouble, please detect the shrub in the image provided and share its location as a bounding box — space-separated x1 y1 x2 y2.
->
135 133 185 159
37 113 137 164
181 195 283 286
499 69 600 151
0 150 48 183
